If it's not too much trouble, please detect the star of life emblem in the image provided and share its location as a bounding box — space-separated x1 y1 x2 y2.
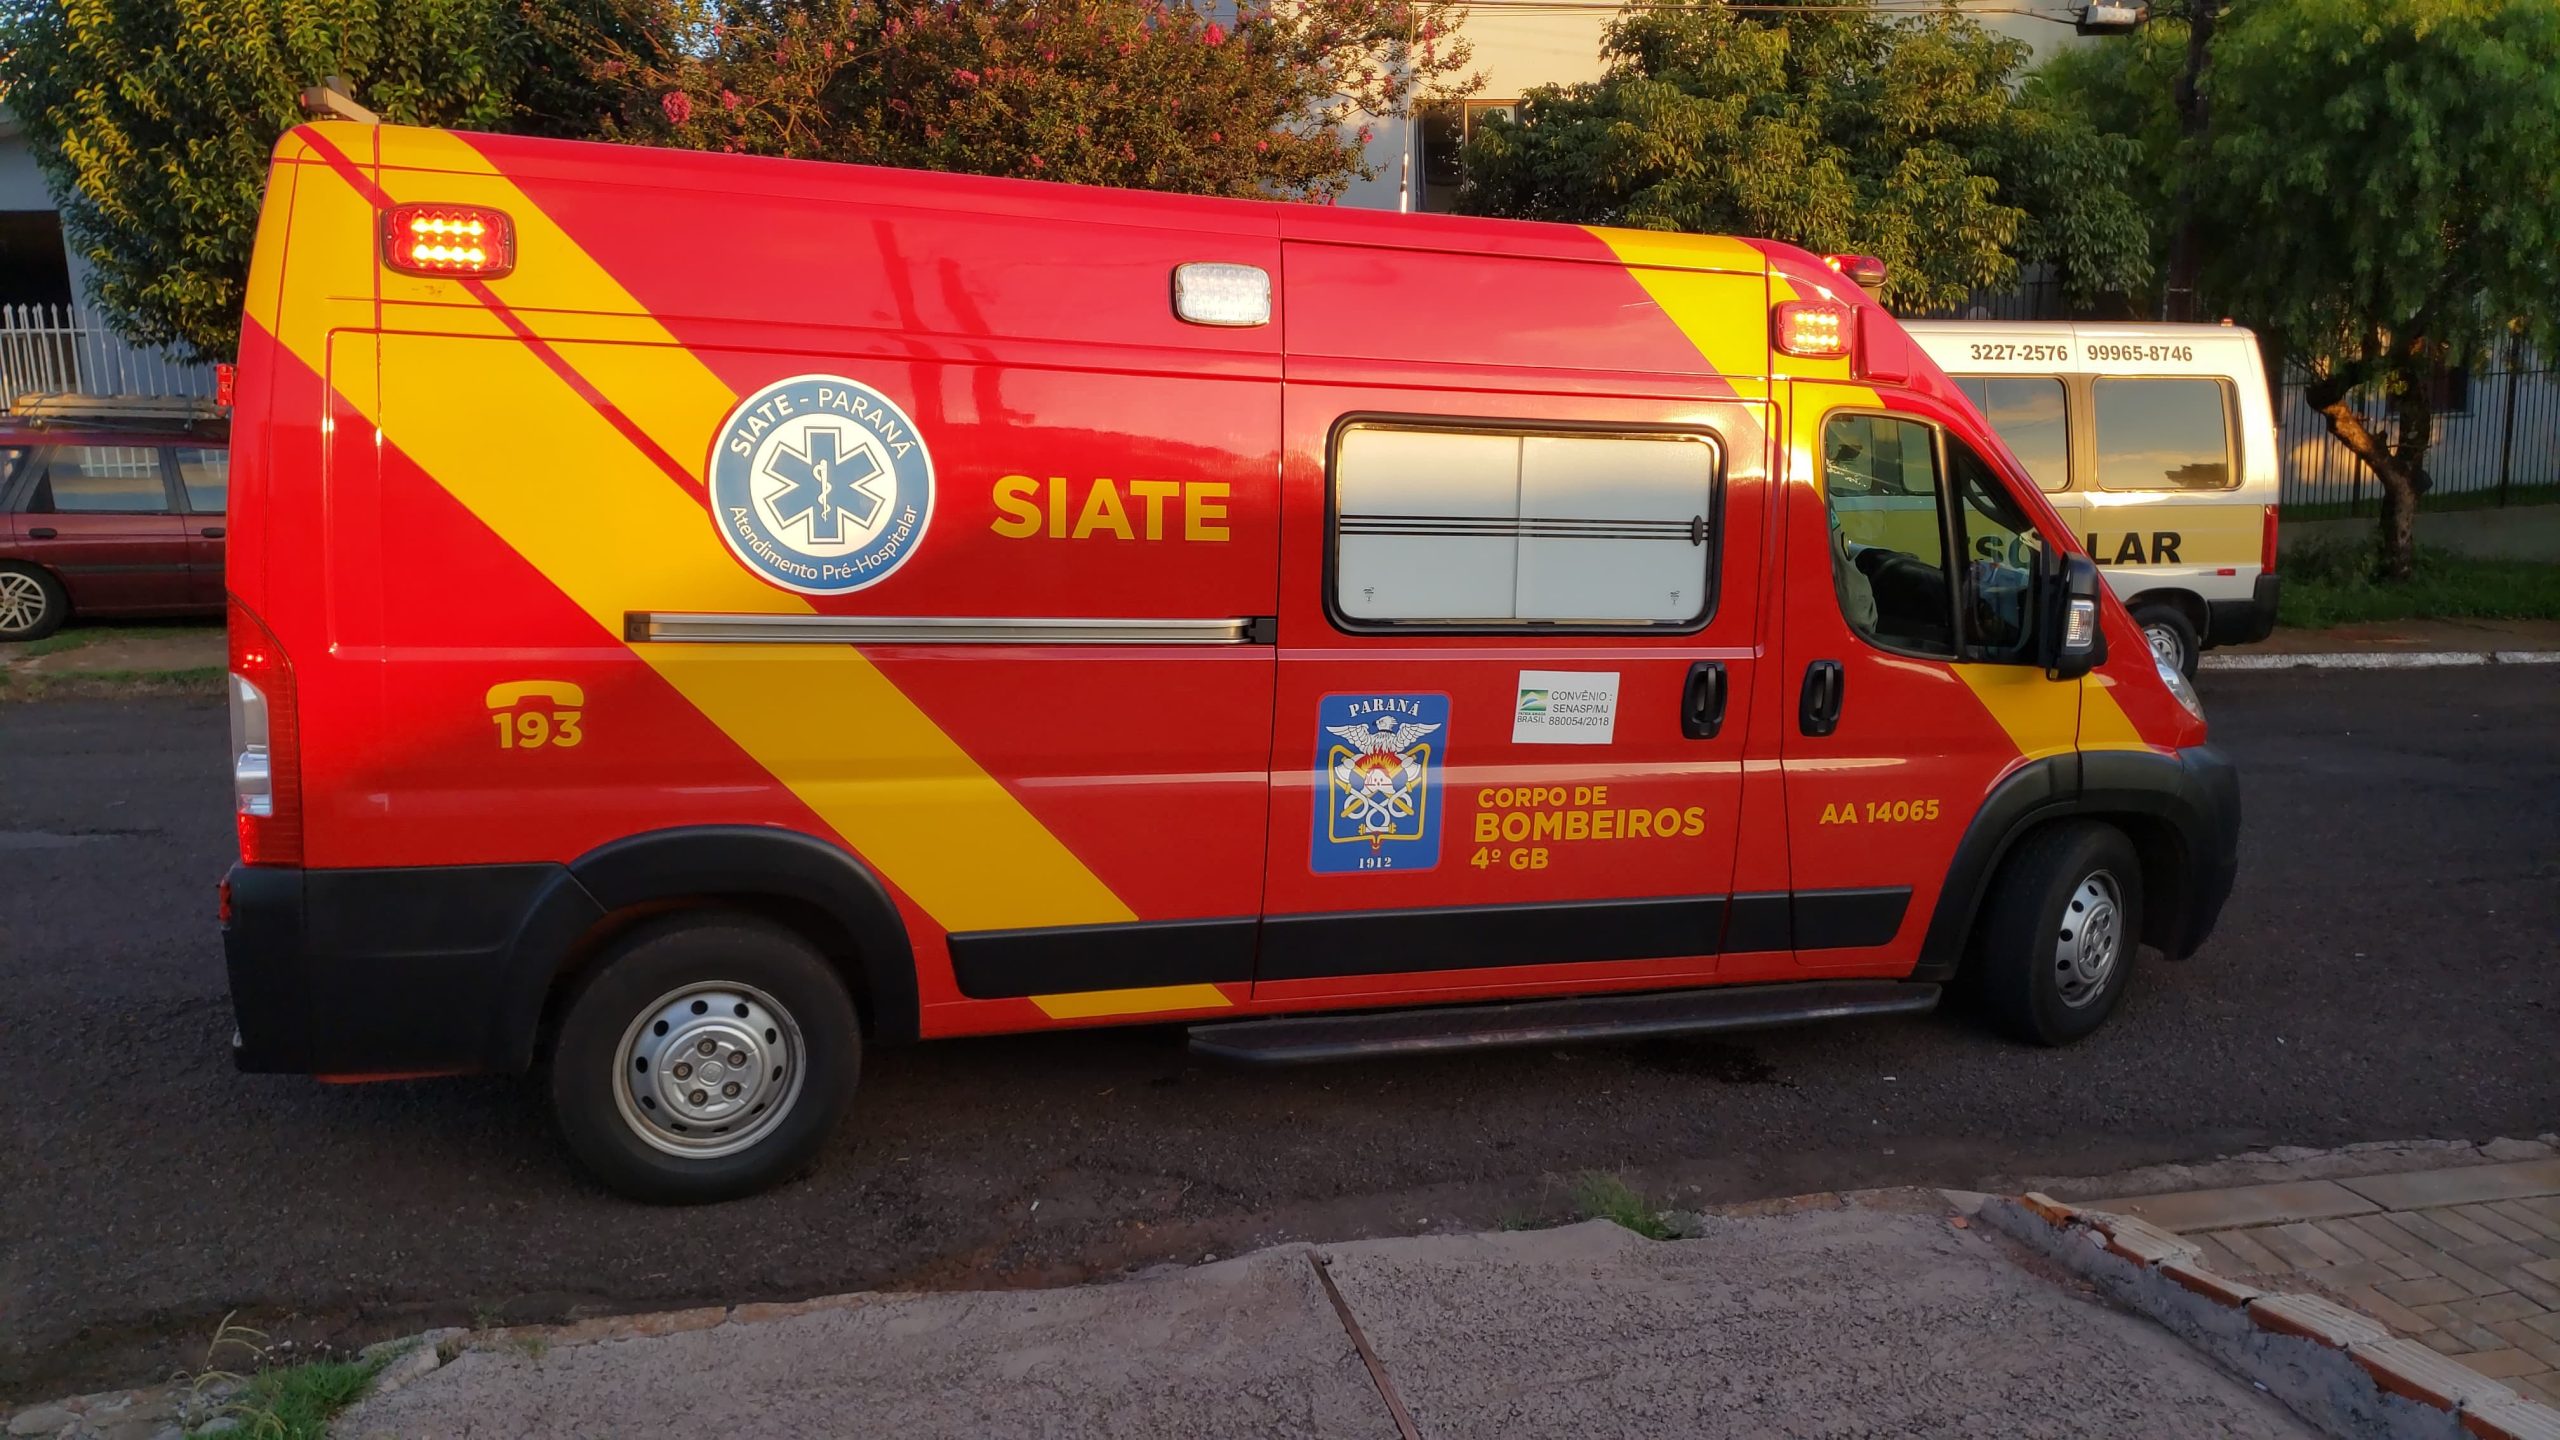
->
706 374 933 595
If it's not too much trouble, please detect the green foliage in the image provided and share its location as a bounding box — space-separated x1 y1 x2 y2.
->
2197 0 2560 393
1454 0 2151 312
1571 1170 1674 1239
0 0 634 363
215 1357 384 1440
608 0 1476 202
2279 539 2560 628
2022 22 2187 285
2036 0 2560 579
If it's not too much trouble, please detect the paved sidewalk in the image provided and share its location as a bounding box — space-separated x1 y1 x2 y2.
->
335 1201 2316 1440
2089 1158 2560 1407
2229 617 2560 656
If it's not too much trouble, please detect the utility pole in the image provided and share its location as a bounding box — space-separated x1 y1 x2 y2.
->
2161 0 2223 322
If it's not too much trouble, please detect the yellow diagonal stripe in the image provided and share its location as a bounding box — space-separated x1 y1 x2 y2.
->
1586 227 1773 394
267 129 1133 934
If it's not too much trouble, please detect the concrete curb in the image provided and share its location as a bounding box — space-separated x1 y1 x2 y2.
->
1980 1191 2560 1440
2204 650 2560 672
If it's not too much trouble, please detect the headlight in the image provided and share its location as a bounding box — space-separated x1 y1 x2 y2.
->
2157 652 2204 721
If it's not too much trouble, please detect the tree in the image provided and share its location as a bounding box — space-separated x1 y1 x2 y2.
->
0 0 638 363
605 0 1476 204
2039 0 2560 580
1451 0 2152 314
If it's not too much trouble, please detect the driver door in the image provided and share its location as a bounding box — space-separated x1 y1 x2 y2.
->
1773 382 2077 976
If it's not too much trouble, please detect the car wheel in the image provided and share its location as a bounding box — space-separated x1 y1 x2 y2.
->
1971 820 2143 1046
549 914 860 1204
0 563 68 642
2132 602 2200 679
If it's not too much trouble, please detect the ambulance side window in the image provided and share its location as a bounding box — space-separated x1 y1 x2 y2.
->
1821 414 1954 657
1331 423 1718 628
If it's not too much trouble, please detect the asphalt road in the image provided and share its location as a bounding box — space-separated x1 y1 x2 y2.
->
4 669 2556 1399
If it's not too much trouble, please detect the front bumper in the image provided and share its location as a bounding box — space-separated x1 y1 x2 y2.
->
222 862 597 1075
2169 744 2242 958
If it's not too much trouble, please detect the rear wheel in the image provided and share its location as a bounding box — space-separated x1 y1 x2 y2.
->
0 563 67 641
2131 601 2200 679
549 914 860 1203
1971 821 2143 1046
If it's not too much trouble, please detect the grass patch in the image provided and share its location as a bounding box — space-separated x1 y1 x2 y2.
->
0 664 226 701
2278 538 2560 629
175 1314 383 1440
213 1358 384 1439
2 621 217 658
1570 1171 1674 1240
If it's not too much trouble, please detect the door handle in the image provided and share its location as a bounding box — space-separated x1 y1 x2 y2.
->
199 526 225 538
1681 661 1728 739
1798 660 1845 737
26 527 57 540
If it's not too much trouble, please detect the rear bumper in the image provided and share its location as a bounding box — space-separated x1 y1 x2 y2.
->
223 862 600 1075
2206 574 2281 648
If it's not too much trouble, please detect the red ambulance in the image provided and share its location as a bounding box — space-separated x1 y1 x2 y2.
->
220 122 2239 1201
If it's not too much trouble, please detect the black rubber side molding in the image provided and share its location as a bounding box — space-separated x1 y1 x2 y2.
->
1187 980 1940 1065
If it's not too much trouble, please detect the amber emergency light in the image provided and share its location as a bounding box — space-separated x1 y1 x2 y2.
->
1773 299 1852 359
1822 253 1889 288
381 204 516 278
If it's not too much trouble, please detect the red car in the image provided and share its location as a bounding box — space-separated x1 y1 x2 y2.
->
0 424 229 641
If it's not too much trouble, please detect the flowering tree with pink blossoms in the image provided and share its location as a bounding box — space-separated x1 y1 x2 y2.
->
607 0 1476 201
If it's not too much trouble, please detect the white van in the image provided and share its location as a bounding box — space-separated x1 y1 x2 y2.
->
1906 321 2281 674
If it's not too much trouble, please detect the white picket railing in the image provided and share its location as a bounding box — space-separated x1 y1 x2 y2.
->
0 302 220 409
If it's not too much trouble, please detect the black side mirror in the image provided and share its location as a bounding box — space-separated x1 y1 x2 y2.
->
2042 552 2108 680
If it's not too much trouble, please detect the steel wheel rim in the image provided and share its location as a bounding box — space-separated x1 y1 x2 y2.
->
0 573 44 635
611 981 806 1159
2144 623 2183 668
2054 870 2124 1008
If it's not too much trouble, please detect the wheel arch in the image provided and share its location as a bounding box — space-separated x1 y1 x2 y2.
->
1913 747 2238 982
496 826 921 1070
2125 587 2208 633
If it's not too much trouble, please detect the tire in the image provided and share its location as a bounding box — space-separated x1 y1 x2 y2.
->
1970 820 2144 1046
0 563 68 642
2131 602 2200 679
549 914 860 1204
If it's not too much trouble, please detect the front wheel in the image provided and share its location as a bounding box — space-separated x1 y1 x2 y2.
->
549 914 860 1203
1970 821 2144 1046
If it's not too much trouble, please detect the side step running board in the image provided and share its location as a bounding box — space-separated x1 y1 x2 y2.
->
1188 980 1941 1065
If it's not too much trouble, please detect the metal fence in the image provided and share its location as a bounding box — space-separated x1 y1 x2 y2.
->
0 301 219 409
2279 343 2560 514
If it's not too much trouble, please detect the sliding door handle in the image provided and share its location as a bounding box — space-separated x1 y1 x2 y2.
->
1681 661 1728 739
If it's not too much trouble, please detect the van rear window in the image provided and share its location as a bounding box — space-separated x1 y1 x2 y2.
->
1952 376 2069 492
1331 422 1720 630
2094 377 2235 491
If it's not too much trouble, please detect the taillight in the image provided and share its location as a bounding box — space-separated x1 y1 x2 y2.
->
2260 504 2279 576
229 597 302 866
1774 300 1852 358
380 204 516 279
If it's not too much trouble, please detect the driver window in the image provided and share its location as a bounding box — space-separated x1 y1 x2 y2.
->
1822 414 1954 656
1947 437 2045 663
